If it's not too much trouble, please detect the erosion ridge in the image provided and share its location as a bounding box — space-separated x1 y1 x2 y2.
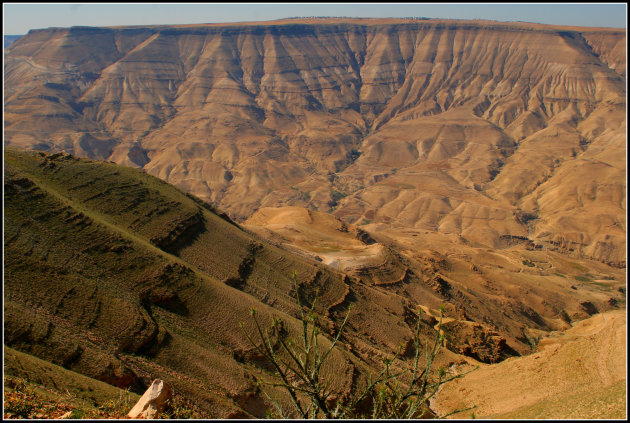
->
2 17 627 418
5 148 465 417
243 204 625 360
4 19 626 267
3 146 625 418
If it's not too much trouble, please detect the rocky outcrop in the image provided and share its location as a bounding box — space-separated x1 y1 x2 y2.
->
149 210 204 252
355 228 376 245
441 320 516 363
222 241 262 289
127 379 172 419
580 301 599 316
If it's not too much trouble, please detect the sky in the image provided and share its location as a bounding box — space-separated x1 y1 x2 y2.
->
3 2 627 35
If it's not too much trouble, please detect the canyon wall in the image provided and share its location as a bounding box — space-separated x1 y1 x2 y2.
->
4 19 626 265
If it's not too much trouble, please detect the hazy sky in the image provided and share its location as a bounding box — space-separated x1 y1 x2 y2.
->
3 3 627 34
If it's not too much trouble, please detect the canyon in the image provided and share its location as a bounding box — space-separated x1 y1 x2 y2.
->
3 17 627 418
4 18 626 266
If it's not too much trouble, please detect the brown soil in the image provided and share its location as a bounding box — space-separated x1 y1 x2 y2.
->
244 206 388 272
3 18 626 418
432 309 627 419
5 20 626 266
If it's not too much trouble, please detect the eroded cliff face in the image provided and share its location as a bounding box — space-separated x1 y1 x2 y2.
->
4 19 626 266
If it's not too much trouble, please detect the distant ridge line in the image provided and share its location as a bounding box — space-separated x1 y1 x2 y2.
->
20 17 624 34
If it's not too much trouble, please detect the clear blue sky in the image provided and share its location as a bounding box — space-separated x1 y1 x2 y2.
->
3 3 627 35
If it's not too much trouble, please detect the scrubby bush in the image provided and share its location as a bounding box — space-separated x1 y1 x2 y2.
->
241 272 475 419
522 259 535 267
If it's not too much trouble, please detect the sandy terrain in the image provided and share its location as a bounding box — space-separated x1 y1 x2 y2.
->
245 206 390 272
433 309 626 419
4 19 626 418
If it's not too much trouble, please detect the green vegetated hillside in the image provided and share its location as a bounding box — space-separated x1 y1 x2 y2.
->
4 147 461 418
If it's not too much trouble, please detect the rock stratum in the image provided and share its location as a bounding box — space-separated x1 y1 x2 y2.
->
5 148 531 417
4 18 626 268
7 147 625 418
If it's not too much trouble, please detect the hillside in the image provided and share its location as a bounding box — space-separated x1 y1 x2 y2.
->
4 19 626 267
4 148 626 418
5 148 470 417
2 17 627 418
3 35 22 49
243 204 626 357
433 309 626 419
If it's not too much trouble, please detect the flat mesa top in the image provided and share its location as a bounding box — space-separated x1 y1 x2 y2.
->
65 17 623 33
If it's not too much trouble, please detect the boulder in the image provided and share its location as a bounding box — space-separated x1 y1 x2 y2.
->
127 379 172 419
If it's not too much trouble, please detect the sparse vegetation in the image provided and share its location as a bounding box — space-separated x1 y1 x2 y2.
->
521 330 540 350
96 389 136 418
4 377 45 419
290 186 312 201
241 272 475 419
330 190 347 202
574 275 592 282
3 375 134 419
162 396 200 419
569 262 589 273
3 373 198 419
347 149 362 162
585 281 614 291
5 149 625 419
3 18 628 420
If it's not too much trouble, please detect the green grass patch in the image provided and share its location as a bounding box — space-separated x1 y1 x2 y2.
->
585 281 613 291
331 190 347 202
574 275 592 282
398 183 415 190
290 187 312 200
569 261 589 272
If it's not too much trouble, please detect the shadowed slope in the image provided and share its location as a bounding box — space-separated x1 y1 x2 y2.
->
4 148 467 417
5 148 625 417
4 346 142 418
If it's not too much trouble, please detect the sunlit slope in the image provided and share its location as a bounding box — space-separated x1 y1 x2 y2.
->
4 20 626 266
433 310 626 419
243 203 626 360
